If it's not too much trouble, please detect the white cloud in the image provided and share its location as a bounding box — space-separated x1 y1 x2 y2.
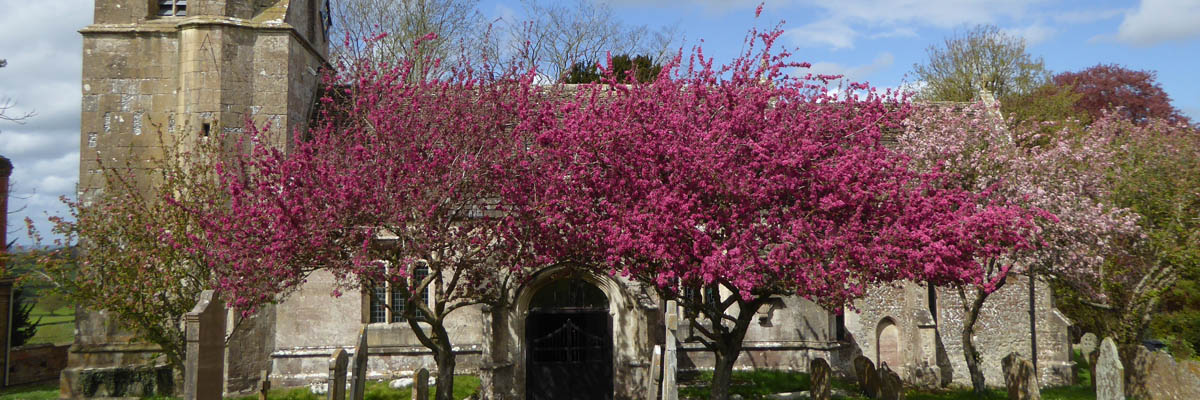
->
1003 24 1055 46
787 19 859 49
1052 8 1123 24
0 0 91 246
1108 0 1200 46
784 0 1044 49
806 52 895 82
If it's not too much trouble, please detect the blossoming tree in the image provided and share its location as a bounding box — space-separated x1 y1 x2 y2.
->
517 29 1040 400
201 53 541 400
897 100 1139 392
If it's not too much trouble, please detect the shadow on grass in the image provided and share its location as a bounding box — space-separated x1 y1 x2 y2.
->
227 375 480 400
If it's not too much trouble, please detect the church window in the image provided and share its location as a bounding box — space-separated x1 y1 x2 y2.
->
681 284 720 318
157 0 187 17
368 264 432 323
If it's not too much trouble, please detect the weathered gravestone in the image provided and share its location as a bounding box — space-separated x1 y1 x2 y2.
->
1096 337 1124 400
351 326 369 400
1131 347 1200 400
1001 352 1041 400
413 368 430 400
328 348 349 400
1077 333 1098 357
647 345 663 400
258 369 272 400
809 358 832 400
662 300 679 400
879 362 903 400
853 355 879 399
185 290 226 400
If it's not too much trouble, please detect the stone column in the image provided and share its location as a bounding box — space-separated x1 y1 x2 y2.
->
661 300 678 400
184 290 226 400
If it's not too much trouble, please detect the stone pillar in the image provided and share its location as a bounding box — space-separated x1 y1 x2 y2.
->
413 368 429 400
661 300 678 400
328 348 348 400
184 290 226 400
1095 338 1123 400
350 326 368 400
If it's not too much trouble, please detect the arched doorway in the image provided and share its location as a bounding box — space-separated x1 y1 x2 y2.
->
525 278 613 400
877 318 901 369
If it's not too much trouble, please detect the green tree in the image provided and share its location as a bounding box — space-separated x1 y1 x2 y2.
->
912 25 1049 102
561 54 662 84
27 129 225 373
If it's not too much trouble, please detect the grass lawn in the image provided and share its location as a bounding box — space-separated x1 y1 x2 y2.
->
679 369 1096 400
0 376 481 400
27 301 75 346
227 375 481 400
0 383 59 400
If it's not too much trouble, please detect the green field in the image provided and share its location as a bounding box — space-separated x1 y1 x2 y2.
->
27 300 75 346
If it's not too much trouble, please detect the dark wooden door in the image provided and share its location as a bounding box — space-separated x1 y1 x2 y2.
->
526 310 613 400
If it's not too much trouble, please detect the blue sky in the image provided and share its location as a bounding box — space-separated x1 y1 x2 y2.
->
2 0 1199 246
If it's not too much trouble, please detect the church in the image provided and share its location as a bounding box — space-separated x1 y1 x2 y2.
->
69 1 1074 398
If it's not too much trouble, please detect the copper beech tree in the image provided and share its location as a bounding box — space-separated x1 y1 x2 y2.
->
514 28 1040 400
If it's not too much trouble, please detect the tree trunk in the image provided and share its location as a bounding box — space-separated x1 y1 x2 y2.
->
434 348 457 400
708 348 739 400
431 322 457 400
959 286 991 396
706 298 760 400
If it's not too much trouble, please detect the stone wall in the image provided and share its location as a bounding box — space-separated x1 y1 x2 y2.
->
9 344 70 386
845 278 1072 389
69 0 329 396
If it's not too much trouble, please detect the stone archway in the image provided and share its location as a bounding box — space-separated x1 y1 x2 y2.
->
877 318 901 369
523 277 614 400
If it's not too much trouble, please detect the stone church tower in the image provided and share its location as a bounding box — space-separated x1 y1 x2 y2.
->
67 0 328 396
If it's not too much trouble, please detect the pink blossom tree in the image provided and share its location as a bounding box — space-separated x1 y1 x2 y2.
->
516 29 1040 400
897 100 1139 392
199 51 541 400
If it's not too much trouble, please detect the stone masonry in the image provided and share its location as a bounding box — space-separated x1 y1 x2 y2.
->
65 0 328 396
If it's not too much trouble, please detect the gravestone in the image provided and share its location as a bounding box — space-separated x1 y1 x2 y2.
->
258 369 271 400
879 363 903 400
662 300 679 400
1096 338 1124 400
350 326 369 400
184 290 226 400
1078 333 1098 356
809 358 832 400
328 348 349 400
1131 348 1200 400
859 355 878 396
647 345 662 400
1001 352 1040 400
413 368 430 400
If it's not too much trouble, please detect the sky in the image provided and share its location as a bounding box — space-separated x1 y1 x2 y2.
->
2 0 1200 247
